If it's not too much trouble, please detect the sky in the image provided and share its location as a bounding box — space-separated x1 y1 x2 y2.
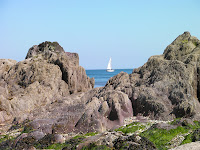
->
1 0 200 69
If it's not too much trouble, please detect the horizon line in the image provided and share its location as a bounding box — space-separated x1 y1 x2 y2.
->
86 68 134 70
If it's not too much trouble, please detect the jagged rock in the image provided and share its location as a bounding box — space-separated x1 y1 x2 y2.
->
0 41 94 126
74 32 200 133
25 41 94 94
103 32 200 120
2 32 200 149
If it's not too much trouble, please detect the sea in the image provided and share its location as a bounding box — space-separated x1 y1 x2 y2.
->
86 69 133 88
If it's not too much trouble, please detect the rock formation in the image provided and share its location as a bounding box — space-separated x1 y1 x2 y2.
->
103 31 200 120
25 41 94 94
0 41 94 126
75 31 200 133
1 32 200 149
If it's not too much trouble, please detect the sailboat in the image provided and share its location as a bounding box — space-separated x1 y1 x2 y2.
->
107 58 114 72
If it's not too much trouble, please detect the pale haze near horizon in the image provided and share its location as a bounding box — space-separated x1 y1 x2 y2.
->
1 0 200 69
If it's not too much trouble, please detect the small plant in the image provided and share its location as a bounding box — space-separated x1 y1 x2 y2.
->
0 135 14 144
181 133 192 145
115 122 146 134
85 132 98 136
73 135 86 139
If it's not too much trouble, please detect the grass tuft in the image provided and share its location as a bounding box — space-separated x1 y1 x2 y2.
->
85 132 98 136
115 122 146 134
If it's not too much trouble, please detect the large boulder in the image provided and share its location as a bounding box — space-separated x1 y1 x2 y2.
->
75 89 133 132
0 41 94 125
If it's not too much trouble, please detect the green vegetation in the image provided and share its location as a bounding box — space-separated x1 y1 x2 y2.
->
0 135 14 144
180 121 200 145
2 119 200 150
73 132 98 139
85 132 98 136
139 120 200 150
115 122 146 134
140 126 189 150
73 135 86 139
181 133 192 145
182 40 188 44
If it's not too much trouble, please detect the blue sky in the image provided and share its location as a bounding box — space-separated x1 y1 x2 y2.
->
1 0 200 69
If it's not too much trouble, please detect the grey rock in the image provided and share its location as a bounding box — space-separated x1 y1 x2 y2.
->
54 134 65 143
77 132 156 150
74 32 200 133
102 32 200 120
151 123 177 130
170 141 200 150
25 41 94 94
0 41 94 129
28 130 45 140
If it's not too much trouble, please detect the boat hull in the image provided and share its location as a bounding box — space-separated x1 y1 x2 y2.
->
107 69 114 72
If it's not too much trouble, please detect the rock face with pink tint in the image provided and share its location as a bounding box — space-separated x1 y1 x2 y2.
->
0 41 94 126
75 90 133 132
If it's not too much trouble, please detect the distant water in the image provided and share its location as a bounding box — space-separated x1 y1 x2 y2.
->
86 69 133 88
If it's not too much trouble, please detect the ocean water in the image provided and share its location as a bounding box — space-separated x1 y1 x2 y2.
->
86 69 133 88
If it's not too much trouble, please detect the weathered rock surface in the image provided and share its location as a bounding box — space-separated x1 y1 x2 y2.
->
25 93 86 135
0 41 94 127
25 41 94 94
75 89 133 132
2 32 200 149
101 31 200 120
72 31 200 134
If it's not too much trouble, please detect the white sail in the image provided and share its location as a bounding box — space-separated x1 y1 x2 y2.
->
107 58 114 72
107 58 112 70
